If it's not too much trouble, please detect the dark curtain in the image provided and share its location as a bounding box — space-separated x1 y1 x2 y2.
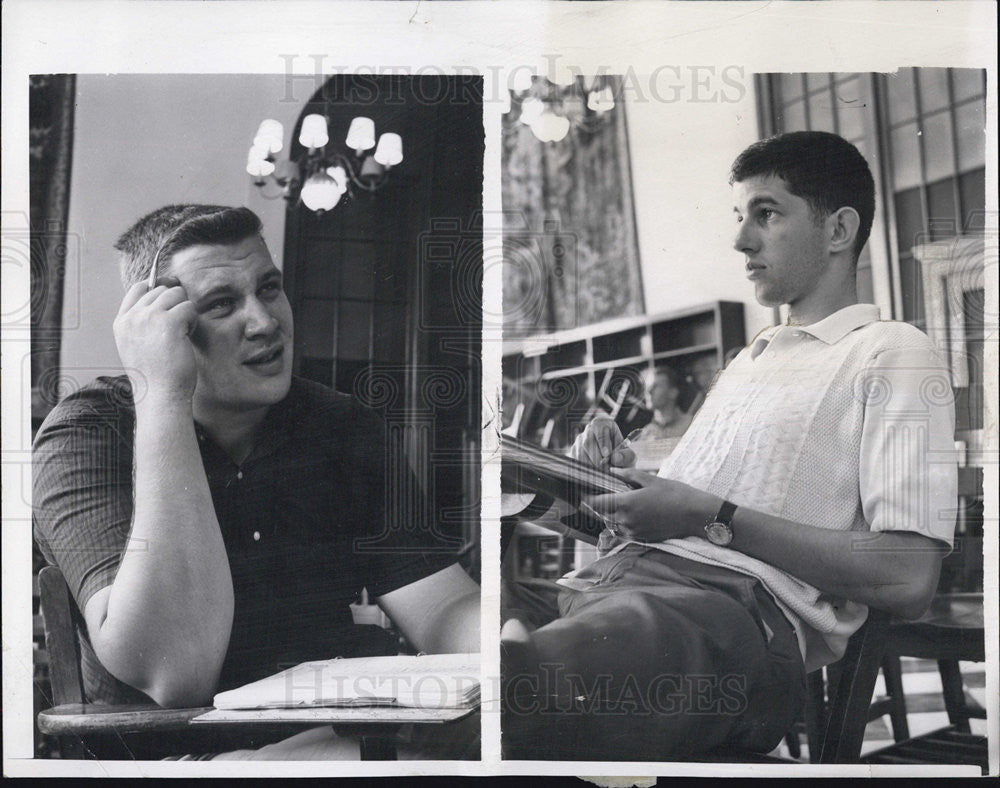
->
29 74 76 429
502 78 644 336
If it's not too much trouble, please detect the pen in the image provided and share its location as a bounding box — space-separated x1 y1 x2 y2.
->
147 245 164 289
600 427 644 469
147 231 178 289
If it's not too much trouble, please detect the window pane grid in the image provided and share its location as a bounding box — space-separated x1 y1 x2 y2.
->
768 71 876 302
764 69 986 326
884 68 985 243
773 72 882 138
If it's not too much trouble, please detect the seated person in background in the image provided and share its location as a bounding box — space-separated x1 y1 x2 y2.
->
683 354 721 416
636 366 695 440
627 366 695 470
33 205 480 760
501 131 956 761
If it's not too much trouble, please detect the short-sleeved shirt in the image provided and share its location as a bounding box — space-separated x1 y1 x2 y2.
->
563 305 958 673
33 375 458 704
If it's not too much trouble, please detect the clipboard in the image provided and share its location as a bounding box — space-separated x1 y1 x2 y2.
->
500 434 640 544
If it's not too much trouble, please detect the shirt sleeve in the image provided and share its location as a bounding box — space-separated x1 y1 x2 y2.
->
32 389 135 613
347 406 461 599
859 346 958 549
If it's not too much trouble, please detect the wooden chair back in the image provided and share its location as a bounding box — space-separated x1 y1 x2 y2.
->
38 565 85 707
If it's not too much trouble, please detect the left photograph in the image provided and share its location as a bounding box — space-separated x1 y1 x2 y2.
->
28 73 483 761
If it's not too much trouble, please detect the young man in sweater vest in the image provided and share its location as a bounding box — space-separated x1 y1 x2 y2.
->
501 131 957 761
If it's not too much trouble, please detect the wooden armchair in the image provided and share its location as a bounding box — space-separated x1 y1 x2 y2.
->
36 565 304 760
807 601 986 770
35 565 471 761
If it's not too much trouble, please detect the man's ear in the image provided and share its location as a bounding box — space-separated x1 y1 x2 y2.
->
828 207 861 256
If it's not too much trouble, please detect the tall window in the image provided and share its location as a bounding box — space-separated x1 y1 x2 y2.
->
758 69 986 327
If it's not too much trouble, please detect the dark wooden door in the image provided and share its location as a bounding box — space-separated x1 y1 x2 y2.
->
282 76 483 576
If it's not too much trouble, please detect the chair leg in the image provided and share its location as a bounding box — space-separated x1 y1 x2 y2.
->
58 735 91 760
359 735 398 760
804 670 827 763
818 611 889 764
784 728 801 760
880 655 909 742
938 659 971 733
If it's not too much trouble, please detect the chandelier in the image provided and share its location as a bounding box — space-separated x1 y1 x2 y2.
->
246 115 403 213
505 72 616 143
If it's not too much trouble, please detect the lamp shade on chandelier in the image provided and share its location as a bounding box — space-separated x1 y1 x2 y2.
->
507 73 616 143
247 114 403 213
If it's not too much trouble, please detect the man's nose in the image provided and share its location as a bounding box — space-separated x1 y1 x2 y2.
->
733 220 757 254
244 297 280 337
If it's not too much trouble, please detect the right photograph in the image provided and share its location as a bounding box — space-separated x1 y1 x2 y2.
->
499 69 988 768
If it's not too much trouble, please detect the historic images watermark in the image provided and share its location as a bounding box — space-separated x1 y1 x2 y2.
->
275 54 748 108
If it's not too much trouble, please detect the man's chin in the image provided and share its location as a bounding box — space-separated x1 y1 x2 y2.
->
254 371 292 404
233 369 292 410
753 283 785 308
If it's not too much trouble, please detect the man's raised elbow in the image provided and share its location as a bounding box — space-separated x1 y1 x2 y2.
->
878 536 945 620
886 562 941 621
891 581 936 621
147 677 215 709
94 638 217 708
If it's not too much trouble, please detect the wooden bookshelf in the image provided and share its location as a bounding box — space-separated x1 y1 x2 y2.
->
503 301 746 452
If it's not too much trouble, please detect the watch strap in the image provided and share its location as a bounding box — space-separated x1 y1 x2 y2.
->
714 500 737 526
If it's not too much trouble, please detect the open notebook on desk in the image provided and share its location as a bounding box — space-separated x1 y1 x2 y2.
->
196 653 480 720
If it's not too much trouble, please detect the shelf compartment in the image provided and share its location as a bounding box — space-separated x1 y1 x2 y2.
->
651 311 719 353
538 340 587 374
592 327 648 364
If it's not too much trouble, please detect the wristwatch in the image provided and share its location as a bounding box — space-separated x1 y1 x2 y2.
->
704 500 737 546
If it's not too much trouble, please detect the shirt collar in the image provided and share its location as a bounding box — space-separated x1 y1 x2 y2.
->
755 303 881 347
193 378 301 466
795 303 881 344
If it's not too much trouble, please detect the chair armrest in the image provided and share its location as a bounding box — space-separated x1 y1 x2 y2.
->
885 593 984 662
37 703 212 737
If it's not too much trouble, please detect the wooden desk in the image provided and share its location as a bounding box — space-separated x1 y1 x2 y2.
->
38 703 478 761
195 706 478 760
191 705 476 725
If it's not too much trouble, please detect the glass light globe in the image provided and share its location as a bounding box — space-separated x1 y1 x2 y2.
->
300 172 342 212
587 87 616 113
531 110 570 143
325 165 349 194
520 97 544 125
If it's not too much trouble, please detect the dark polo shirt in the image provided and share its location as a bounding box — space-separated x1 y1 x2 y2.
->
33 375 457 705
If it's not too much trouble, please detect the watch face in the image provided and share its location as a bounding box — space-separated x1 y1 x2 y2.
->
705 522 733 546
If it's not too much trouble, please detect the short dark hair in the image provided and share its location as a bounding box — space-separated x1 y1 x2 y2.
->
114 205 263 288
651 365 682 389
729 131 875 262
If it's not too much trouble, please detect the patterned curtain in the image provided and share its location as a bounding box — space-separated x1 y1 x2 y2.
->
29 75 76 427
502 78 643 336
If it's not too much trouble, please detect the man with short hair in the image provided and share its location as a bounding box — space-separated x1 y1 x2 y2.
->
34 204 480 758
638 366 693 440
502 131 957 760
